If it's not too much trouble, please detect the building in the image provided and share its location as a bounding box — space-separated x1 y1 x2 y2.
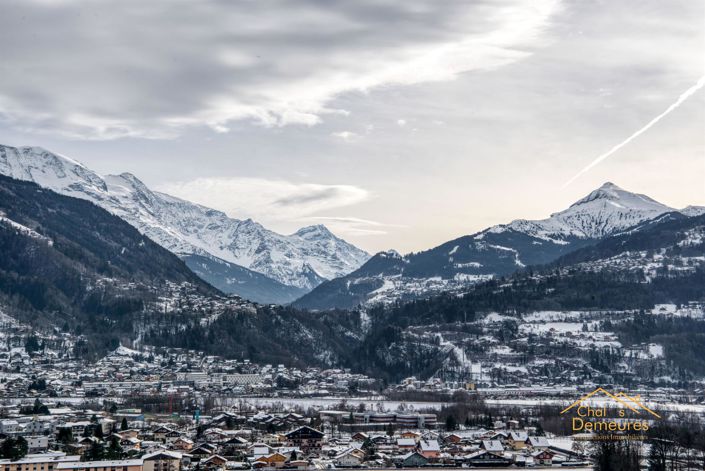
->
419 440 440 459
284 426 323 455
56 460 143 471
142 451 181 471
333 448 365 468
0 454 80 471
400 452 428 468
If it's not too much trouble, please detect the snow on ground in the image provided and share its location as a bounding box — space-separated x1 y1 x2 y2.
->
482 312 516 324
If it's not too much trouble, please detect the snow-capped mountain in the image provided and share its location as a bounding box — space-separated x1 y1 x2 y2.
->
0 144 369 298
499 182 673 241
294 182 697 310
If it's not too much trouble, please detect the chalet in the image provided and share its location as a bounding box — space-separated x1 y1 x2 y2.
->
400 452 428 468
396 438 416 451
201 455 227 471
221 436 248 449
334 448 365 468
284 426 323 455
142 451 182 471
465 450 512 467
190 443 218 457
532 449 555 466
164 430 181 445
119 437 141 451
252 453 287 469
480 440 504 453
526 436 550 449
152 426 174 443
418 440 440 460
507 432 528 450
173 437 194 451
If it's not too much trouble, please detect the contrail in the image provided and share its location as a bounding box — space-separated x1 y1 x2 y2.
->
563 74 705 188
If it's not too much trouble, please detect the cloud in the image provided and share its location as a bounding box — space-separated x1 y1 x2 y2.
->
0 0 560 139
303 216 403 236
331 131 359 142
156 177 370 223
396 119 407 127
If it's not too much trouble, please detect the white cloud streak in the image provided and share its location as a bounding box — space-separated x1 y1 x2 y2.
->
156 177 370 223
564 74 705 187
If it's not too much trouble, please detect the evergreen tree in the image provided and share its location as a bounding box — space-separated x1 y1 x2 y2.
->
57 428 73 444
105 438 124 460
85 442 105 461
0 437 28 460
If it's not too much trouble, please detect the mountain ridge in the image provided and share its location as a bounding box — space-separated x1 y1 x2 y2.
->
294 182 698 310
0 144 370 300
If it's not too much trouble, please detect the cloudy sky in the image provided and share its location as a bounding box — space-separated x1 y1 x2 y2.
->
0 0 703 253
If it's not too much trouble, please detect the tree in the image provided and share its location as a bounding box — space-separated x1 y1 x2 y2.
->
30 398 49 414
386 423 396 438
105 438 124 460
593 440 642 471
445 415 457 432
120 417 128 431
25 335 42 353
361 437 376 459
0 437 28 460
85 441 105 461
57 427 73 444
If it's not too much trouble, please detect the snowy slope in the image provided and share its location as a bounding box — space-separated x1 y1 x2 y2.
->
680 205 705 217
0 144 369 291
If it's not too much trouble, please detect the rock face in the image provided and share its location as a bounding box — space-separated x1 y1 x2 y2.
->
0 144 369 301
294 182 681 310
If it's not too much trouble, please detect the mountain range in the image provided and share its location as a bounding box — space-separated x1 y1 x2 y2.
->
0 144 369 304
294 182 704 310
2 143 703 311
0 155 703 376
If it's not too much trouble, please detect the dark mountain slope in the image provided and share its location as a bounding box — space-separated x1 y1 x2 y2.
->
182 254 308 304
0 174 217 338
0 175 367 367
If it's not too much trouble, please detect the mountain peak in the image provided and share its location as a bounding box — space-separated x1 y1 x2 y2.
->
0 143 107 195
599 181 621 190
566 182 667 211
379 249 402 259
295 224 334 239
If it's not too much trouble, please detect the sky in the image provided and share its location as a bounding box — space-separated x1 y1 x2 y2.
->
0 0 703 254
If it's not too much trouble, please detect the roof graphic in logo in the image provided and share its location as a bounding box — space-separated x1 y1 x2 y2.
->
560 387 661 419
